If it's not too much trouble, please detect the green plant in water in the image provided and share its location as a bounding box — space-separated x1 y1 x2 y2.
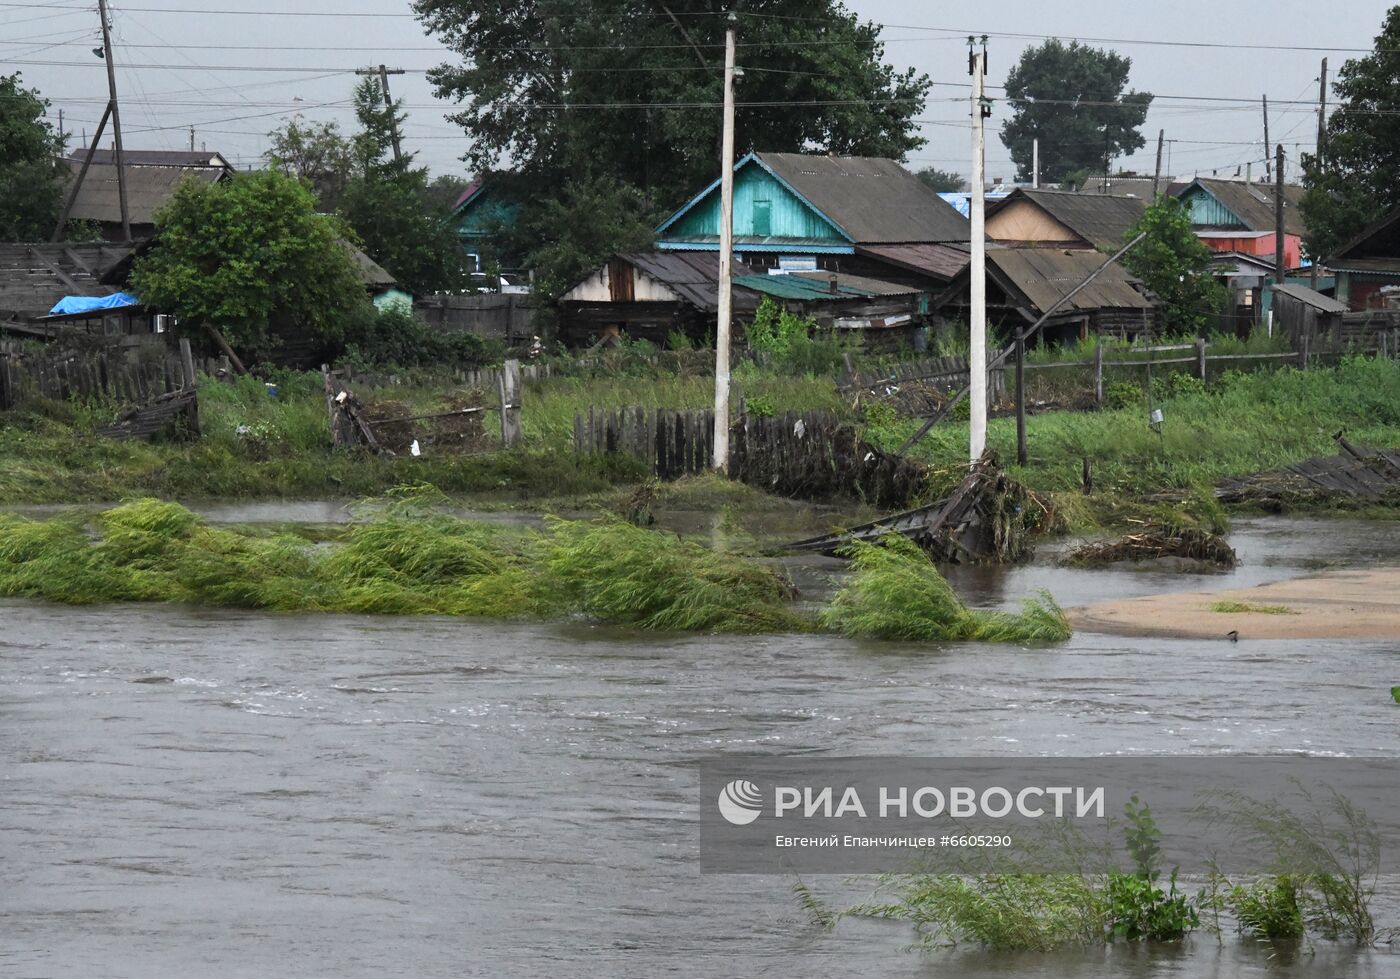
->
820 536 1070 643
1225 876 1305 942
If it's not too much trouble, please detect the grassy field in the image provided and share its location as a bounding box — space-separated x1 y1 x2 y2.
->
2 354 1399 526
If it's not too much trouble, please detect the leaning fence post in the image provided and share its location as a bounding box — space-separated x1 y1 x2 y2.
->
1093 342 1104 404
1195 337 1207 380
498 358 522 448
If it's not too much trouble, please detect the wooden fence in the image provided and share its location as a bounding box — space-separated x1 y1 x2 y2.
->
339 362 552 392
839 353 1008 402
0 338 197 411
574 405 925 506
415 294 536 342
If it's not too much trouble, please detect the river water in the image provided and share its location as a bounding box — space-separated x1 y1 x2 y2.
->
3 514 1400 977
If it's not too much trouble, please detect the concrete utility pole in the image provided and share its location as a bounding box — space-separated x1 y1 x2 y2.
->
1152 129 1164 197
98 0 130 241
969 35 989 462
1275 144 1286 286
1313 58 1328 290
1032 137 1039 189
1263 94 1272 183
712 12 737 472
356 65 406 163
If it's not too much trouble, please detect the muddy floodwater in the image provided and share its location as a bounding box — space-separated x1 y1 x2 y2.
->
3 515 1400 977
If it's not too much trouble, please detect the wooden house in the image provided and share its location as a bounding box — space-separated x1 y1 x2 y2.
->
62 158 232 241
1172 177 1306 269
655 152 969 283
933 247 1158 345
1327 207 1400 311
985 188 1146 251
449 179 520 272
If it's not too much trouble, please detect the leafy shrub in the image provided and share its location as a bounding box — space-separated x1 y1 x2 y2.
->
1227 876 1304 941
339 303 503 371
744 393 776 417
1105 380 1141 411
745 297 852 376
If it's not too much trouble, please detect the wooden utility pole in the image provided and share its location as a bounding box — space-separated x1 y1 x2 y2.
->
1263 94 1272 183
969 35 989 462
356 65 406 163
97 0 130 241
1275 144 1286 286
711 12 737 471
1014 329 1027 465
1152 129 1164 197
189 125 195 152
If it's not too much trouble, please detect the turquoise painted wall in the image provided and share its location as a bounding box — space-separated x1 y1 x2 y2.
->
454 188 518 240
667 165 846 241
1180 185 1245 228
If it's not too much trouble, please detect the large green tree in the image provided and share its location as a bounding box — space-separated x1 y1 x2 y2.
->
130 170 369 358
914 167 964 193
413 1 930 208
1122 197 1227 335
1001 40 1153 185
265 117 355 211
0 73 65 240
1301 7 1400 260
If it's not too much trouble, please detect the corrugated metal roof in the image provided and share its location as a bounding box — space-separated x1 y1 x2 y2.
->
992 189 1147 250
1271 283 1348 313
757 152 970 244
857 243 970 281
985 248 1153 313
734 270 920 301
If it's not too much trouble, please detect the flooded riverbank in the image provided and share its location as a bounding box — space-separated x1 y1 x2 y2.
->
3 515 1400 976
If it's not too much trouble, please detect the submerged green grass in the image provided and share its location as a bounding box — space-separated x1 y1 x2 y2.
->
820 536 1071 644
0 500 1069 642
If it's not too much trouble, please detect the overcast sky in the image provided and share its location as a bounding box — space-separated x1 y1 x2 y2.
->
4 0 1396 188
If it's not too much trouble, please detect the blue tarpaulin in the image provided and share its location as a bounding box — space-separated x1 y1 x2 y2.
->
48 293 140 316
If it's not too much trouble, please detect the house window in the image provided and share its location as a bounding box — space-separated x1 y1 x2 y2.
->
752 199 772 237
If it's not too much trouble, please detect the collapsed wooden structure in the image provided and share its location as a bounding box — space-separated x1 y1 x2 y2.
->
784 451 1036 563
1217 434 1400 506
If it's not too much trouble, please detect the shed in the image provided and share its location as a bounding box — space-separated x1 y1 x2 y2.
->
559 252 763 347
985 188 1146 250
0 242 139 337
735 270 930 351
934 247 1157 344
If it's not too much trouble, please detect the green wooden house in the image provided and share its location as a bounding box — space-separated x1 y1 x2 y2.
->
655 152 969 276
450 180 519 272
1328 206 1400 311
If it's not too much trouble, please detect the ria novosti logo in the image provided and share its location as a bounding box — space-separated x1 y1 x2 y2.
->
717 779 763 825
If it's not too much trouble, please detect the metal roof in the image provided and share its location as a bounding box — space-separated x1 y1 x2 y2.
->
62 161 226 226
1176 178 1307 236
68 149 231 170
990 188 1147 250
1271 283 1348 313
733 270 921 301
1329 206 1400 266
756 152 971 244
856 243 971 281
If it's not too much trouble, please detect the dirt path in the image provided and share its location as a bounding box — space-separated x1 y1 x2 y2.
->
1069 567 1400 640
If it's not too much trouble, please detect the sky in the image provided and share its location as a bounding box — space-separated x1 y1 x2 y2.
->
2 0 1396 188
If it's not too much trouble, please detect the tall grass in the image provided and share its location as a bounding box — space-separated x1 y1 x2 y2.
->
820 536 1071 643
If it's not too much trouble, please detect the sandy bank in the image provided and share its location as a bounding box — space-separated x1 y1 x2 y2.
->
1069 567 1400 640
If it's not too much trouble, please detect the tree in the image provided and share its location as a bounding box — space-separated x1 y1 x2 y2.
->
426 173 473 215
413 1 931 210
130 170 369 358
1301 7 1400 260
265 117 355 211
1001 40 1153 185
1121 197 1227 335
336 77 465 295
914 167 964 193
0 73 65 240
